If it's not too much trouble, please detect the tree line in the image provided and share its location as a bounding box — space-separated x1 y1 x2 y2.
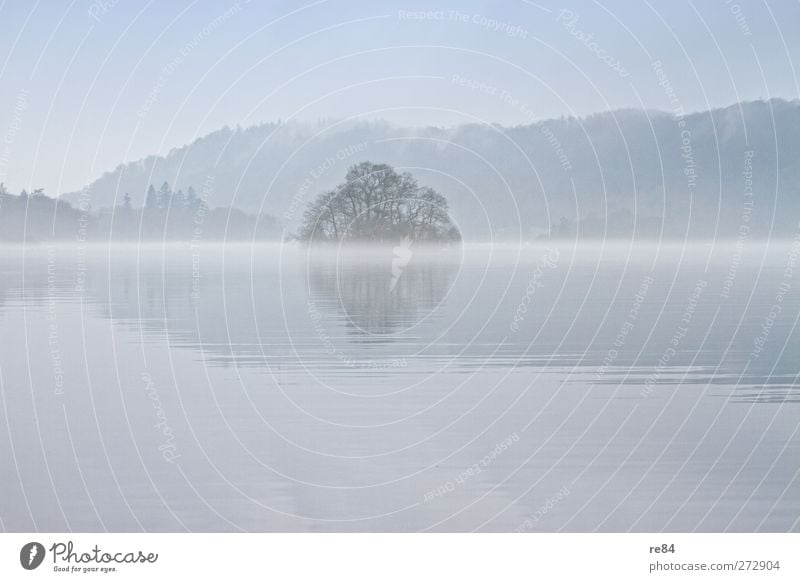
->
0 182 281 243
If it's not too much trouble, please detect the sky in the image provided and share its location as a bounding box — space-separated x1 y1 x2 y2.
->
0 0 798 196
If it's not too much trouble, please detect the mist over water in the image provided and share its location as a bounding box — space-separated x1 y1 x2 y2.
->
1 241 798 531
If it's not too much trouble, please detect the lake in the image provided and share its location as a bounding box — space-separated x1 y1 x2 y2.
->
0 241 798 532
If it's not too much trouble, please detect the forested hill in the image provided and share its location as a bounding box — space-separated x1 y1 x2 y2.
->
66 99 800 240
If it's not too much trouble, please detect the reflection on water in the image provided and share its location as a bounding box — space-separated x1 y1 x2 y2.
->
0 242 799 532
307 247 458 338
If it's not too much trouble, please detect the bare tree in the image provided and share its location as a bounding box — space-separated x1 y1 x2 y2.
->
298 162 460 242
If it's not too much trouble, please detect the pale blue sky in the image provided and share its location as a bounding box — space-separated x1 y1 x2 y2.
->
0 0 798 195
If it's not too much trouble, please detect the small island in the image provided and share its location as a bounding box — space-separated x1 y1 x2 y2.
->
297 162 461 243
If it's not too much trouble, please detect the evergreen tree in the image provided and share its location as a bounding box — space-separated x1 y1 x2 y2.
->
158 181 172 209
185 186 198 210
145 185 157 209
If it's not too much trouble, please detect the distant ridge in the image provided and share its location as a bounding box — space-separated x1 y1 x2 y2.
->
66 99 800 239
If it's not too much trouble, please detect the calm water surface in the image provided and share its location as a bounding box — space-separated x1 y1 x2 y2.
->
0 242 798 531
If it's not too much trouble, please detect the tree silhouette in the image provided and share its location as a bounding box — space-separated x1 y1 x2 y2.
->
298 162 460 243
145 185 157 209
157 182 172 209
